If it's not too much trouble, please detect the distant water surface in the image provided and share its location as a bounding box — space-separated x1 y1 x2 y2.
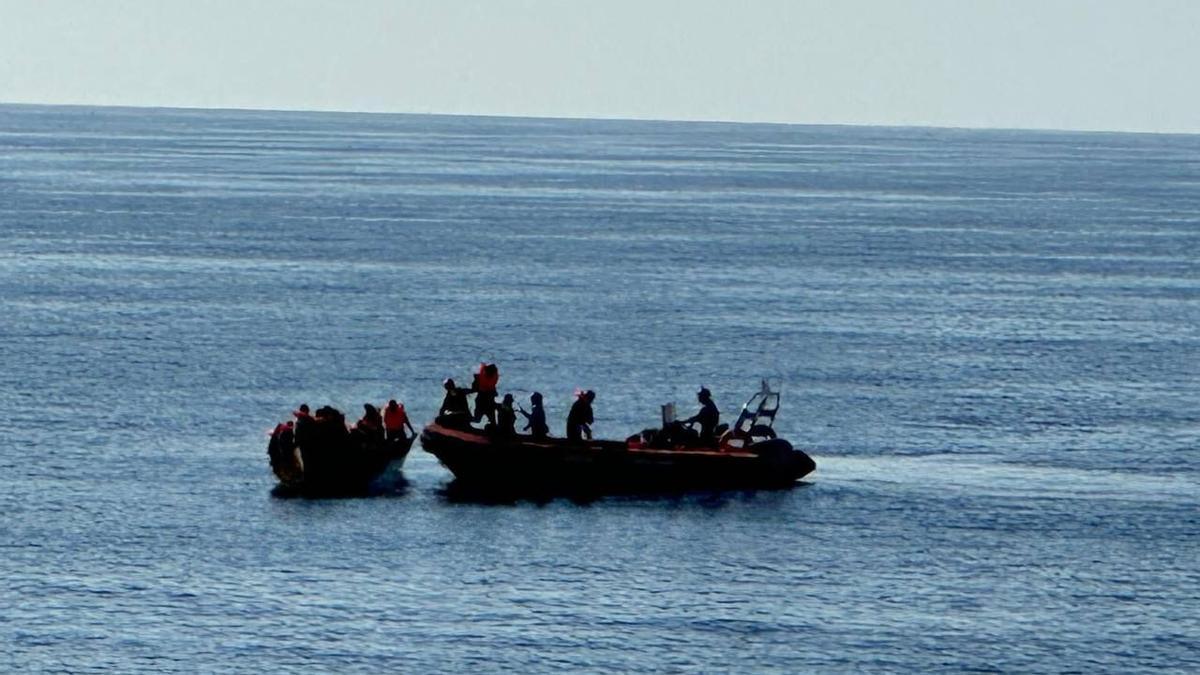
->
1 104 1198 672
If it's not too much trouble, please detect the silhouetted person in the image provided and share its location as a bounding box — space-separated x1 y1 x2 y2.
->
292 403 313 445
495 393 517 438
356 403 383 438
684 387 721 446
438 378 471 429
273 420 294 441
520 392 549 439
472 363 500 425
566 390 595 441
307 406 348 469
268 421 295 464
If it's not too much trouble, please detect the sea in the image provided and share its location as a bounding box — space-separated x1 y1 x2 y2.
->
1 103 1197 673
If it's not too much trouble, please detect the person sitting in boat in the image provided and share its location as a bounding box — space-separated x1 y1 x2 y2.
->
271 420 294 440
438 378 472 429
683 387 721 447
268 421 295 463
566 390 595 441
292 403 311 430
494 393 517 438
310 405 348 451
472 363 500 426
383 399 414 440
355 403 384 438
291 404 314 445
520 392 549 439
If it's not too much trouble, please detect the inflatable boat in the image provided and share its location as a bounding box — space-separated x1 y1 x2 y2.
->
420 382 815 495
268 407 414 493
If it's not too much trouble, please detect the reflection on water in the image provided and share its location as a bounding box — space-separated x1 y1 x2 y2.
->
269 472 412 500
434 477 812 507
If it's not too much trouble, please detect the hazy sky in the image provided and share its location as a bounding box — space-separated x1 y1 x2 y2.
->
1 0 1198 133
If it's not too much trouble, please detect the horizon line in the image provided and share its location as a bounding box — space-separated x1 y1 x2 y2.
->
1 99 1197 139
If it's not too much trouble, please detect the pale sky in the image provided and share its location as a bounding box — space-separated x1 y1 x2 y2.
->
1 0 1198 133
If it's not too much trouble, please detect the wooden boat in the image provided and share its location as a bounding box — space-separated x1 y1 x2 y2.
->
268 408 414 493
420 382 815 495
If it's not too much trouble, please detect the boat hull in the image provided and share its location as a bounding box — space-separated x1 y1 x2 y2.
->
420 423 815 495
269 431 414 494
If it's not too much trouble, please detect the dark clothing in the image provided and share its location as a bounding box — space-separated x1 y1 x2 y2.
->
438 388 471 428
496 403 517 438
304 407 348 456
521 404 548 439
566 399 593 441
268 424 294 464
292 411 313 445
472 366 499 424
686 400 720 444
358 405 383 433
474 390 497 425
440 389 469 416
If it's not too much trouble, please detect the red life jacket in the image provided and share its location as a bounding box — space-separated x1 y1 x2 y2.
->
384 404 408 430
476 364 499 393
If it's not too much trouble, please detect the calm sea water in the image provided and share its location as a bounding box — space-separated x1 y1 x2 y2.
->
1 104 1198 672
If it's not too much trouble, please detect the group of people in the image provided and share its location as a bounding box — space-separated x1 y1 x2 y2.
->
436 363 600 441
271 362 725 452
437 364 554 439
271 399 416 451
436 363 723 446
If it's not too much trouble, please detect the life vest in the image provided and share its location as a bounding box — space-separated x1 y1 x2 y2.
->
476 363 499 393
384 404 408 430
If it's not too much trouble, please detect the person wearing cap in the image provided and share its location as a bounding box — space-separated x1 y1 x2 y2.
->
684 387 720 446
520 392 549 439
566 390 595 441
383 399 414 440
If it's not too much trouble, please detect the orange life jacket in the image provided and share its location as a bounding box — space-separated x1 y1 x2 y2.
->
384 405 408 430
476 364 499 393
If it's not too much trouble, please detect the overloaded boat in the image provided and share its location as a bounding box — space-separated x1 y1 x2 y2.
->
420 382 815 494
267 406 414 493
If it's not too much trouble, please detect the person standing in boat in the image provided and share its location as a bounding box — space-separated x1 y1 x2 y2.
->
383 399 414 440
495 393 517 438
520 392 549 439
438 378 472 429
566 390 595 441
472 363 500 425
684 387 721 447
